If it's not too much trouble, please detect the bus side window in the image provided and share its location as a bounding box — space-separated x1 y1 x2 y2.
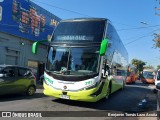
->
111 66 117 75
103 60 110 76
116 69 121 76
106 64 110 75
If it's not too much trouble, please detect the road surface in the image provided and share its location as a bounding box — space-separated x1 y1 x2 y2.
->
0 81 157 120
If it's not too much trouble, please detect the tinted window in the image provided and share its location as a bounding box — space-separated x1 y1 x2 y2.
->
2 67 18 77
19 68 31 77
53 21 105 42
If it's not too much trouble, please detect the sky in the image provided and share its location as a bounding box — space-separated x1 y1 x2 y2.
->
31 0 160 69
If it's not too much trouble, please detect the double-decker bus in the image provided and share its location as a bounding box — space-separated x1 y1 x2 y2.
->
32 18 128 102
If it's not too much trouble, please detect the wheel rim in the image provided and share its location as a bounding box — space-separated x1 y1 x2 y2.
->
28 86 35 96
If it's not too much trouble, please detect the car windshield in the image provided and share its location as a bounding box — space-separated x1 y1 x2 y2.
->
46 47 100 76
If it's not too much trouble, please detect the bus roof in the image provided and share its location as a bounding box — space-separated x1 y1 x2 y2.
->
60 18 108 22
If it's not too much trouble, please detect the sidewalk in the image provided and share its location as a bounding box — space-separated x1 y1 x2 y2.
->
36 82 44 89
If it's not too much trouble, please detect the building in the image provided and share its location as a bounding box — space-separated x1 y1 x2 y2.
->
0 0 61 78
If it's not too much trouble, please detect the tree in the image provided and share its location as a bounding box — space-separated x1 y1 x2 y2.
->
153 33 160 48
153 34 160 70
157 65 160 70
144 65 154 70
131 59 146 77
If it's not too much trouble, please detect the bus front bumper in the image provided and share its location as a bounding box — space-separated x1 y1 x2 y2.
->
145 79 154 84
43 82 106 102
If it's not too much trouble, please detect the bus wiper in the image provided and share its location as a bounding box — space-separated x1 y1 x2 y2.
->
60 67 70 75
61 70 70 75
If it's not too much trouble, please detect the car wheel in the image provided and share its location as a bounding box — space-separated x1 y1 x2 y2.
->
26 86 36 96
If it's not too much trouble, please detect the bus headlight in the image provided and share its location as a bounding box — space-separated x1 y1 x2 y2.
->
84 82 100 90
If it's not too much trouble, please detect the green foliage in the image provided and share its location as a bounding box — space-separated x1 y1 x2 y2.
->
131 59 146 77
144 65 154 70
153 33 160 48
157 65 160 70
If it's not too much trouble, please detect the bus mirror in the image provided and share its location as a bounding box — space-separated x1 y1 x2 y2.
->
100 39 108 56
32 42 39 54
32 40 48 54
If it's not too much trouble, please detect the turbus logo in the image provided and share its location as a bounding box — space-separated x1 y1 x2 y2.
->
44 76 54 84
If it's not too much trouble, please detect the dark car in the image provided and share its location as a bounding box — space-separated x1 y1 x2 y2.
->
0 65 36 96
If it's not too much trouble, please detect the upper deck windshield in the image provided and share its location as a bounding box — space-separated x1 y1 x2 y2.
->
46 46 100 80
52 20 105 42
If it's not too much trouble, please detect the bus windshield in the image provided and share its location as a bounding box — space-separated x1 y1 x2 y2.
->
143 71 154 79
52 21 105 42
46 47 100 76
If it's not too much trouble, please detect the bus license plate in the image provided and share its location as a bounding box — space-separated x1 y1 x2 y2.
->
60 95 70 99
